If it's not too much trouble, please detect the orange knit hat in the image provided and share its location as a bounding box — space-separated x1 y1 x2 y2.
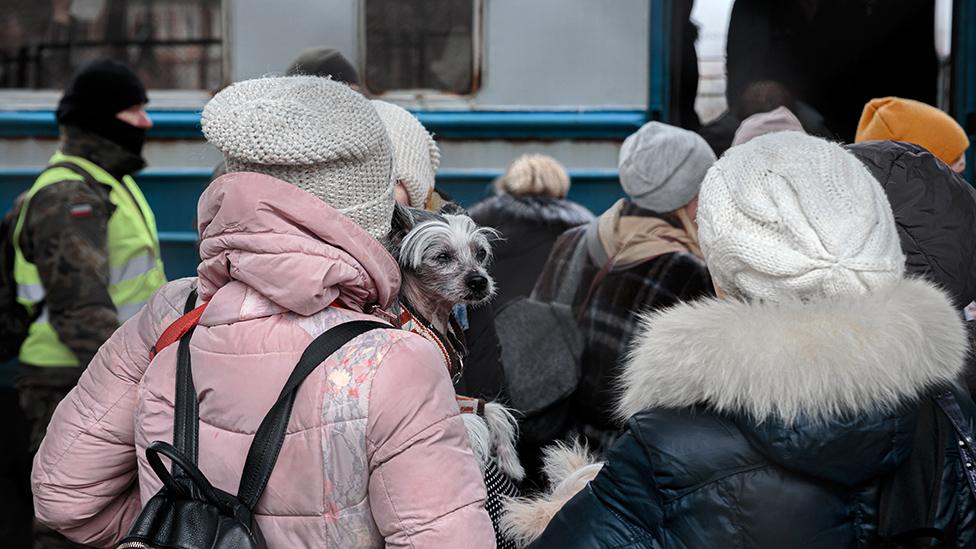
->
855 97 969 165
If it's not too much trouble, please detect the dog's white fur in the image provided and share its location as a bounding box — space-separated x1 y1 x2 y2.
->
399 214 498 271
501 277 967 546
462 403 526 481
483 402 526 481
500 442 602 548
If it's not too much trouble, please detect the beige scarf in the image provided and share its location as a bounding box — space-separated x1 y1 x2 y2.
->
597 199 702 268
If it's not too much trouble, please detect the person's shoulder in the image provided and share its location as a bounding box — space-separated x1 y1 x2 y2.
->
625 408 761 481
629 407 736 439
636 250 709 281
335 317 448 387
373 328 447 379
29 176 103 207
554 223 588 247
23 169 111 233
467 195 502 223
141 278 198 330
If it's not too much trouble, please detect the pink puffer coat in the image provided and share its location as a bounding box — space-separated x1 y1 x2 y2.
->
31 172 495 548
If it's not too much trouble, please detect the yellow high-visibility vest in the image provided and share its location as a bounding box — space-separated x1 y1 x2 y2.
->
13 152 167 367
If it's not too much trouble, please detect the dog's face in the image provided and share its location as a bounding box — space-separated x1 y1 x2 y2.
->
386 204 498 306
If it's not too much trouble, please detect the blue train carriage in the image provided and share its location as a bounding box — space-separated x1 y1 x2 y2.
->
1 0 974 286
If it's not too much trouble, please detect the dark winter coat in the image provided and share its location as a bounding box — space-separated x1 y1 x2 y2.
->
469 194 592 309
847 140 976 311
531 214 712 445
849 141 976 397
525 278 976 548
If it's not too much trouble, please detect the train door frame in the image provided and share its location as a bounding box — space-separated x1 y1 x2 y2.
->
953 0 976 181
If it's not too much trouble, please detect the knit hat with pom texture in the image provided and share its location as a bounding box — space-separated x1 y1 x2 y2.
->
202 76 394 239
697 131 904 302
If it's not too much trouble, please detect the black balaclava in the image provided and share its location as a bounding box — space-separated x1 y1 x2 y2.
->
56 58 149 157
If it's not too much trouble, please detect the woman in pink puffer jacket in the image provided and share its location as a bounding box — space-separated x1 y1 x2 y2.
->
30 76 495 548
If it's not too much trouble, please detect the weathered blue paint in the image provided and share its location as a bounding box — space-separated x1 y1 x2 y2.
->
648 0 672 123
414 111 647 139
0 111 204 139
0 109 647 140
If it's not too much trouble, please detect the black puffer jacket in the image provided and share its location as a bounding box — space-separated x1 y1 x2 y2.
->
849 141 976 396
847 141 976 310
469 194 592 308
523 278 976 548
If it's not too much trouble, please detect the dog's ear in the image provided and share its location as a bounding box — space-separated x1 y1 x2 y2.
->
438 201 467 216
384 203 415 254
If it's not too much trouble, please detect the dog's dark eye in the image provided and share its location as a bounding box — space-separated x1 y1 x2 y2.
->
475 248 488 262
434 252 453 263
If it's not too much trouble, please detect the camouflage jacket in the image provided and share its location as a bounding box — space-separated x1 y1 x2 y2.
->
17 126 147 368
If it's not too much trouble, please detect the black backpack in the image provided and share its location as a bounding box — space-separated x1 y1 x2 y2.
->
118 290 387 549
877 388 976 548
0 161 98 361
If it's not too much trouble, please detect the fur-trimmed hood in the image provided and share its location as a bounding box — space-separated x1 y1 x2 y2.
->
468 193 593 227
619 278 967 425
502 279 970 547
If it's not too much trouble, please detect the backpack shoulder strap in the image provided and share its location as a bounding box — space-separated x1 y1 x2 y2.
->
162 289 206 476
236 320 390 511
42 161 101 188
150 295 209 361
12 161 103 245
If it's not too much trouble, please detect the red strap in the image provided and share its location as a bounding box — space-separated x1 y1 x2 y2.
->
149 302 209 361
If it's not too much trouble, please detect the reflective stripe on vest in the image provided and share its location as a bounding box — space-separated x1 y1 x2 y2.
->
13 153 167 367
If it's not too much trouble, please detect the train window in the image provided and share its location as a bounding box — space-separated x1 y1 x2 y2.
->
363 0 481 95
0 0 222 90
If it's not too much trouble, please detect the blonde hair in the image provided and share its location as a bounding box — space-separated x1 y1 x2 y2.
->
496 154 570 198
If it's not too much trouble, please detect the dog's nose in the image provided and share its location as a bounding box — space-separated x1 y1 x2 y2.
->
466 275 488 293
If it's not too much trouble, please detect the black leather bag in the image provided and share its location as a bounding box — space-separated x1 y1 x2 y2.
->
118 290 387 549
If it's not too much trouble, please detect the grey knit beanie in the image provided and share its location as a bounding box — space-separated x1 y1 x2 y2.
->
202 76 394 239
618 121 716 212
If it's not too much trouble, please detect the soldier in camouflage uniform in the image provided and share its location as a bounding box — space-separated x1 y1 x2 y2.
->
13 59 165 549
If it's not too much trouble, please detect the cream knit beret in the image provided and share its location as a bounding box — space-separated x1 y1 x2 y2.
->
697 131 904 302
371 100 440 208
202 76 394 239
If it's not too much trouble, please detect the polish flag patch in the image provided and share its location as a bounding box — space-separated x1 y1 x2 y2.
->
69 204 94 218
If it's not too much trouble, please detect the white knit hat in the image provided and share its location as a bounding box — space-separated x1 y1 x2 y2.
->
697 132 904 302
202 76 394 239
618 122 716 212
371 100 440 208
